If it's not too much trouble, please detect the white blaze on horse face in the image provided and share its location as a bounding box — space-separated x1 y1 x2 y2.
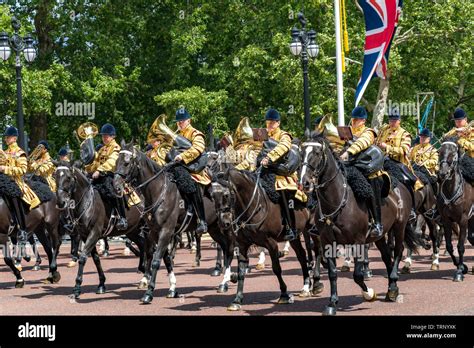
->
300 145 314 185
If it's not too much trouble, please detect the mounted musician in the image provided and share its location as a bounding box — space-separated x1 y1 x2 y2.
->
28 140 57 192
443 108 473 158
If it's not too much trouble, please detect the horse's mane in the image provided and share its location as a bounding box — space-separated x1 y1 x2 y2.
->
136 148 162 173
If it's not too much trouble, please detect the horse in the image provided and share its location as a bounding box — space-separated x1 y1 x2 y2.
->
0 186 61 288
55 162 147 298
216 166 319 311
402 182 443 273
437 139 474 281
114 141 229 303
299 134 421 315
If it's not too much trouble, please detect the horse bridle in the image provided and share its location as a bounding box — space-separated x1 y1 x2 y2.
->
439 142 464 205
301 140 348 223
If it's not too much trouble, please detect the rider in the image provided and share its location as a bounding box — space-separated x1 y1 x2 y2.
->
260 108 307 241
340 106 384 238
146 133 168 166
58 147 70 162
173 107 210 234
84 123 128 230
443 108 473 158
0 126 41 244
375 108 421 221
28 140 57 192
409 128 439 178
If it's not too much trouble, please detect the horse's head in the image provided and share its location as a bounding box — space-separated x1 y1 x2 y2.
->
55 161 76 210
299 135 327 193
211 179 234 231
114 140 139 196
438 138 460 180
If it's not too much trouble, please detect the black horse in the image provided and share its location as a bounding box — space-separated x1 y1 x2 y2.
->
55 162 146 298
437 140 474 281
299 135 421 315
0 181 61 287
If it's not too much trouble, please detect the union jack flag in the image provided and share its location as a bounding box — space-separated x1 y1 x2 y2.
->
354 0 403 107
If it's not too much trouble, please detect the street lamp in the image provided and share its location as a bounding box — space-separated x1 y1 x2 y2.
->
0 17 37 152
289 12 319 138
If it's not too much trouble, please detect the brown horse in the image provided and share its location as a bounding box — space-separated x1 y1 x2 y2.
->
299 134 421 315
437 140 474 281
218 166 320 311
0 191 61 288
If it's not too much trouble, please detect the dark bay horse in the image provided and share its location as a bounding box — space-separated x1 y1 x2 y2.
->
55 163 146 298
0 193 61 288
218 167 319 311
299 135 421 315
114 142 227 304
437 140 474 281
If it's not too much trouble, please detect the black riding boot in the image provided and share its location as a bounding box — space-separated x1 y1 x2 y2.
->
10 198 28 244
279 191 297 241
368 177 383 238
406 184 417 222
190 191 207 235
115 197 128 231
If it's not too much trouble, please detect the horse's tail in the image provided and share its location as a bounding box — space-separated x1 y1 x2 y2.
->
404 221 423 255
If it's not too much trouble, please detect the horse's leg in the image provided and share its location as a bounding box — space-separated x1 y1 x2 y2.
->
386 224 407 302
128 232 146 273
374 236 395 301
427 220 440 270
303 232 314 268
193 232 201 267
23 234 35 262
256 247 266 270
140 231 172 304
138 233 154 290
454 221 468 282
211 243 223 277
73 231 99 299
30 235 42 271
323 256 338 316
103 237 110 257
227 244 249 311
290 238 311 298
3 239 25 287
402 247 413 274
363 243 373 279
34 227 59 284
353 247 376 302
283 240 290 256
217 240 234 293
162 249 178 298
311 237 324 296
91 246 107 294
267 239 291 304
341 246 351 272
443 220 460 279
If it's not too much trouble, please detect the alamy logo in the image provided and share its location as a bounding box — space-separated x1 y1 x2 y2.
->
18 322 56 341
55 99 95 120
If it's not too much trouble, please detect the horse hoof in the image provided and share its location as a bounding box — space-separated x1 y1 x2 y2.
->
255 263 265 271
311 283 324 296
15 279 25 288
166 290 178 298
363 288 377 302
385 289 399 302
190 248 196 255
453 273 464 282
461 264 468 275
42 277 54 284
96 286 106 294
103 251 110 257
211 268 221 277
230 273 238 284
430 264 439 271
227 303 241 311
73 292 81 299
67 261 77 268
31 264 40 271
245 267 251 274
298 290 311 298
23 256 31 263
322 306 336 316
277 294 292 304
138 281 148 290
217 284 228 293
192 261 200 267
340 265 350 272
283 249 289 256
401 266 411 274
140 294 153 304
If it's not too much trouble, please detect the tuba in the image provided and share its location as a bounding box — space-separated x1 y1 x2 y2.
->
28 143 46 165
147 114 173 157
76 122 98 165
233 117 254 147
317 114 345 153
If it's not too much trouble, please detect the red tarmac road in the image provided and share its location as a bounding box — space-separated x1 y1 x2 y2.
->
1 239 474 315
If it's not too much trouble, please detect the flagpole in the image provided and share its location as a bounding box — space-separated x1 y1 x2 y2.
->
334 0 345 126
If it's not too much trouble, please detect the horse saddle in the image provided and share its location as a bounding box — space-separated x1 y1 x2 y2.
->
165 142 209 174
259 138 301 176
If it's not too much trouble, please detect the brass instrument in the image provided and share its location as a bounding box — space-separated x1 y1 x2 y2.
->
28 143 46 164
455 120 474 134
76 122 98 165
317 114 346 150
147 114 177 157
151 114 192 150
233 117 253 147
